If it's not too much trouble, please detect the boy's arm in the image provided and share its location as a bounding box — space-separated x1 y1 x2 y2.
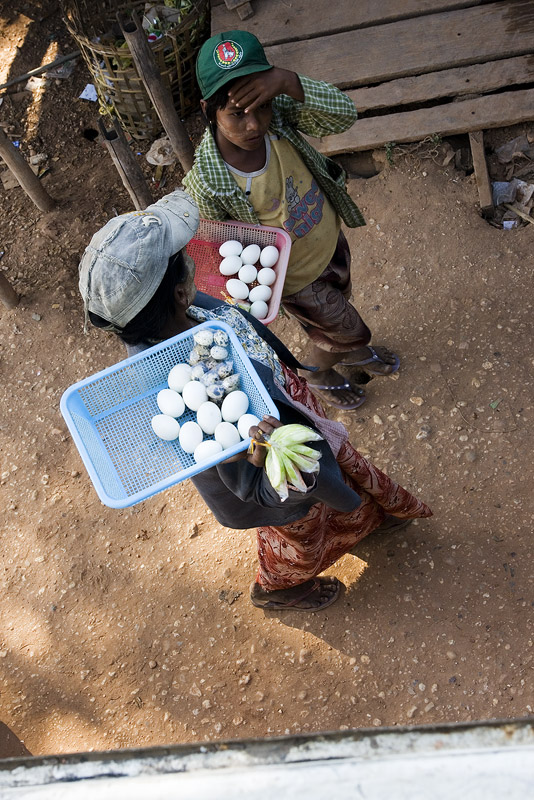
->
227 68 357 139
277 74 358 138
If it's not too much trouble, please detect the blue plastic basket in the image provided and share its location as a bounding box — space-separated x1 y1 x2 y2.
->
60 321 279 508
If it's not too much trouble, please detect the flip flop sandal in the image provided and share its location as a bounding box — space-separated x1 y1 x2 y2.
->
309 381 366 411
342 346 400 376
250 577 342 611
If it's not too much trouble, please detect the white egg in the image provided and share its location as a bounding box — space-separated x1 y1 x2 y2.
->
219 255 242 276
196 401 222 435
151 414 180 441
241 243 261 265
179 420 204 453
157 388 185 418
221 389 249 422
182 380 208 411
259 245 279 268
219 239 243 258
194 439 223 464
257 267 276 286
238 264 257 284
237 413 260 439
249 300 269 319
168 363 192 393
249 284 272 303
226 278 249 300
214 421 241 449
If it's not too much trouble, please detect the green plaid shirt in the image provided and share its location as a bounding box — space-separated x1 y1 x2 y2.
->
182 75 365 228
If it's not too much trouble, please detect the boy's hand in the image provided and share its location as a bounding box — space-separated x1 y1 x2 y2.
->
227 68 304 113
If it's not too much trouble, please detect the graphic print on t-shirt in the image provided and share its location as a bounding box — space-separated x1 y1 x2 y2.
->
283 176 325 238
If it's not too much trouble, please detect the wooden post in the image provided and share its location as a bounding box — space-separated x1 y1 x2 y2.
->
469 130 494 216
0 272 19 309
0 128 56 212
118 12 195 173
98 118 153 210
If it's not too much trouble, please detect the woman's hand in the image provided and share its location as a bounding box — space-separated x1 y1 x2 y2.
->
227 68 304 113
246 415 282 468
221 415 282 466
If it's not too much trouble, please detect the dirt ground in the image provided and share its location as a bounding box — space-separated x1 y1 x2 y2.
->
1 3 533 758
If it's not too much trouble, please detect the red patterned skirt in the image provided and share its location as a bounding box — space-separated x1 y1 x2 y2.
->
255 366 432 591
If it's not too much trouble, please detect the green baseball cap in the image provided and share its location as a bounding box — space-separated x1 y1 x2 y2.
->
196 30 272 99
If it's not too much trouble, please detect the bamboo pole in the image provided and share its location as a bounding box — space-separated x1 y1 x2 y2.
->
98 118 153 210
118 12 194 173
0 128 56 212
0 272 19 309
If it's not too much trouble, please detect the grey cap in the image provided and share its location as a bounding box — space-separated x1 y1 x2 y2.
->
79 189 199 330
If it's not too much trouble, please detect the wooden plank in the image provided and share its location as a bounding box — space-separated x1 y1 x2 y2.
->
211 0 488 46
348 55 534 113
315 88 534 153
469 131 494 213
263 2 534 88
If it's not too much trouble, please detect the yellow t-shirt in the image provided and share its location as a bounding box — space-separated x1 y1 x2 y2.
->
227 134 340 296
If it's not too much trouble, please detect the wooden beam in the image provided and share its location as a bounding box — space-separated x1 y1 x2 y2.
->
315 88 534 154
469 131 494 214
211 0 488 46
348 55 534 114
263 2 534 88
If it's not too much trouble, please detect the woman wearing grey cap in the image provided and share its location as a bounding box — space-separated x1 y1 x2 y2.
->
79 190 431 612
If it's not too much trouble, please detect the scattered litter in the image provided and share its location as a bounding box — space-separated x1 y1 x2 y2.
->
46 59 77 80
489 399 502 410
12 140 20 148
24 76 47 92
495 135 531 164
79 84 98 102
146 136 176 166
1 170 19 190
502 218 517 230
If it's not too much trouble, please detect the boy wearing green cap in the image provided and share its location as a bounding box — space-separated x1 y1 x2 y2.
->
183 31 399 411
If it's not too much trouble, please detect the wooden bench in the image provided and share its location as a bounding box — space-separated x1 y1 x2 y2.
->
212 0 534 212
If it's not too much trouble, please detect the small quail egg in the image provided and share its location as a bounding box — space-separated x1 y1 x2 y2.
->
182 380 208 411
188 348 201 366
168 363 192 393
207 383 226 401
194 439 223 464
238 264 257 284
219 240 243 258
157 388 185 418
214 421 241 449
179 420 203 453
196 401 222 435
210 345 228 361
193 329 214 347
200 369 220 387
216 360 234 379
249 284 272 303
222 374 240 392
237 413 261 439
213 330 229 347
221 389 249 422
249 300 269 319
190 362 210 381
151 414 180 441
219 255 242 276
257 267 276 286
241 243 261 265
226 278 249 300
259 245 279 268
